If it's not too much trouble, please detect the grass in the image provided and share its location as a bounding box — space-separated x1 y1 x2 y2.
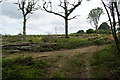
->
2 34 116 78
50 72 66 78
57 54 64 58
2 55 49 79
71 53 85 67
54 38 91 49
91 44 120 78
2 34 113 53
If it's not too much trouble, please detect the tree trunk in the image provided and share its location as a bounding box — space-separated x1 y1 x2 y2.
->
23 15 26 35
101 0 120 52
101 0 115 39
65 17 69 38
114 2 120 40
112 3 120 52
95 25 98 34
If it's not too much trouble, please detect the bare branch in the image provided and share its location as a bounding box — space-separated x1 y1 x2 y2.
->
68 15 80 20
42 0 83 38
43 1 64 18
68 0 82 16
15 0 39 16
26 16 30 20
58 4 65 10
67 0 76 7
58 0 65 9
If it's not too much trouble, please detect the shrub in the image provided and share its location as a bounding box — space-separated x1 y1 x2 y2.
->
77 30 85 34
98 22 110 30
86 29 95 34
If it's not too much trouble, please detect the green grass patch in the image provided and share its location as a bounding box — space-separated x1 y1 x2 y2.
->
2 55 49 79
71 53 85 67
91 44 120 78
57 54 64 58
3 34 113 53
50 72 66 78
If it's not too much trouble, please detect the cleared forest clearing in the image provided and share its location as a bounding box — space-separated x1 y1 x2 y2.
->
2 34 120 79
1 0 120 79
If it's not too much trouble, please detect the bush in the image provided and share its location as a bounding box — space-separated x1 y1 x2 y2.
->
98 22 110 30
77 30 85 34
86 29 95 34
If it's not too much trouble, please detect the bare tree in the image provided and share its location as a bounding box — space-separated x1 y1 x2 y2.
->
101 0 120 52
15 0 39 35
42 0 83 38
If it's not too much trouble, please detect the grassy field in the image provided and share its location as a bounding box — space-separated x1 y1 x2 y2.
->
2 34 120 79
2 34 112 53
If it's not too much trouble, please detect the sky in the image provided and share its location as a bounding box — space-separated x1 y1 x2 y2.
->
0 0 109 35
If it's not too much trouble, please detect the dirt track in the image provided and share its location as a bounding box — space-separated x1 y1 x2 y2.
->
4 45 107 78
23 45 106 78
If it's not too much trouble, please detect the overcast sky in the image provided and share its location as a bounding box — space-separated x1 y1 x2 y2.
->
0 0 109 35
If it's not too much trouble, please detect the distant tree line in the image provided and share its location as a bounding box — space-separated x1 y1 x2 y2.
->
77 22 111 34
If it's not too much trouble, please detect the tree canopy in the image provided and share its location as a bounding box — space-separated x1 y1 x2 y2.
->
98 22 110 30
77 30 85 34
86 29 94 34
87 7 104 30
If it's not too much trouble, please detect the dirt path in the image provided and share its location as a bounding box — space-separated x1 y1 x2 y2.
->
21 45 106 78
24 45 105 58
4 45 107 78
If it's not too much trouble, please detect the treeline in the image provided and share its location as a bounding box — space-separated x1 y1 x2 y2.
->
76 22 113 34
